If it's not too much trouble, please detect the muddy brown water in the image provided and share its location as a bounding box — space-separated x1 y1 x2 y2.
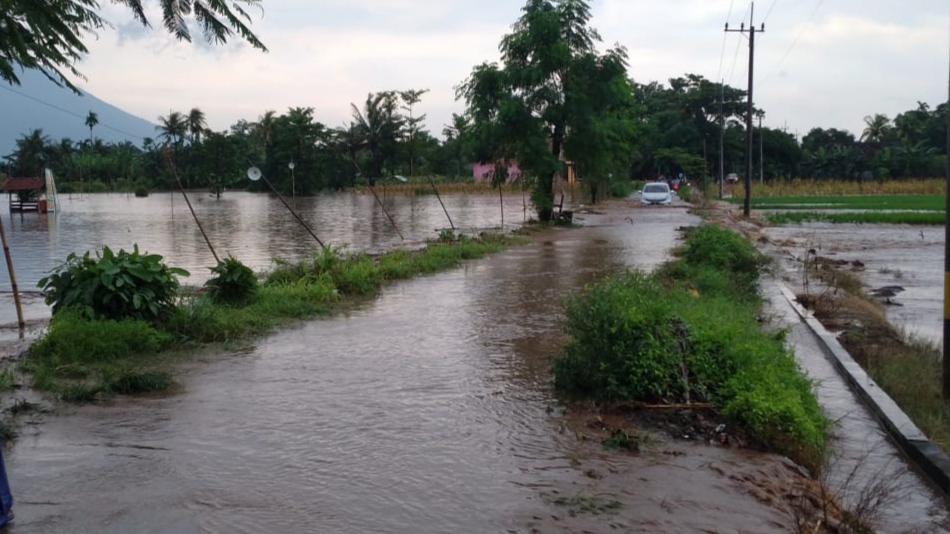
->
763 222 944 348
0 195 812 533
3 195 947 532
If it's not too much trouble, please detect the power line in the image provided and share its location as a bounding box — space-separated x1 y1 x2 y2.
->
758 0 827 87
0 83 148 141
716 0 737 83
762 0 779 24
726 2 753 86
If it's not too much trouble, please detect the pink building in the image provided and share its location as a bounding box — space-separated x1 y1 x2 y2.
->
472 161 522 183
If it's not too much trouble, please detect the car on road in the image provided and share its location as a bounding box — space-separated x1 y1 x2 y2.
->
640 182 672 205
725 173 740 184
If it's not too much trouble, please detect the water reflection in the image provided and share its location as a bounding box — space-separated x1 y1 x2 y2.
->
0 191 527 330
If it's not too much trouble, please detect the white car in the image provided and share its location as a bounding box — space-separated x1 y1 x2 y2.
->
640 182 672 205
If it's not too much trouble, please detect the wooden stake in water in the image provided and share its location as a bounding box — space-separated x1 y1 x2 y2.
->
426 176 455 230
368 184 404 240
0 215 24 333
162 148 220 263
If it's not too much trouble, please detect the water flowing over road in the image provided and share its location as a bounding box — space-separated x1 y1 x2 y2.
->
2 194 948 532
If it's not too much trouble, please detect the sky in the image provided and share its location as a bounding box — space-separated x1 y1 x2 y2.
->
74 0 949 141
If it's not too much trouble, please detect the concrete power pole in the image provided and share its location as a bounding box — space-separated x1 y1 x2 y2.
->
943 29 950 399
726 2 764 218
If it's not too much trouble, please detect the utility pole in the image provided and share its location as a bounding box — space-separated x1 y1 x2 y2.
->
726 2 764 218
943 29 950 399
758 111 764 185
719 80 725 200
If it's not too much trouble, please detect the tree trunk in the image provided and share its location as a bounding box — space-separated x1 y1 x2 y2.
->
539 125 564 222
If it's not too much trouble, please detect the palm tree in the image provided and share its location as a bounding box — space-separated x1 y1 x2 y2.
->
156 111 187 147
187 107 207 145
860 114 890 143
350 91 405 181
85 111 99 144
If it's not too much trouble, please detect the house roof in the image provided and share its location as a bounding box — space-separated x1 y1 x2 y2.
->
0 177 45 192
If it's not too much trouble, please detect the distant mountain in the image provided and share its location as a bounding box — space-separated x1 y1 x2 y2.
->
0 69 156 156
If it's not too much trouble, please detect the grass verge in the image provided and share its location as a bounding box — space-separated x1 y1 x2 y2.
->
551 224 827 471
25 232 522 401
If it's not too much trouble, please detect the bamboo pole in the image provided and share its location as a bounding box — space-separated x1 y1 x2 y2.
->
426 176 455 230
162 148 220 263
0 215 24 332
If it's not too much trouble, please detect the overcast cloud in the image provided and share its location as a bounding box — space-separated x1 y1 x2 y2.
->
78 0 949 140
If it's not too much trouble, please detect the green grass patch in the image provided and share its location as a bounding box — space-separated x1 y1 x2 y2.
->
766 211 944 225
26 234 522 400
552 224 827 471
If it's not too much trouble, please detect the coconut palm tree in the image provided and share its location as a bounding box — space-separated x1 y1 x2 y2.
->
156 111 187 147
84 111 99 144
860 114 890 143
187 107 207 145
350 91 405 181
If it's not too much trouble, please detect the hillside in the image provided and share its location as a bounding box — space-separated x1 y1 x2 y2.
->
0 69 156 156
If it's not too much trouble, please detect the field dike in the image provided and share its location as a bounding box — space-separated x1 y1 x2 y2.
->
15 230 526 409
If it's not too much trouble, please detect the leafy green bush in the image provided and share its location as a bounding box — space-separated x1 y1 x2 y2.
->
608 180 636 198
666 224 770 302
552 224 826 467
205 255 258 305
38 245 189 322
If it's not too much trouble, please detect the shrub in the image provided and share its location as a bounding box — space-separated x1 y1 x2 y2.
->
134 187 149 197
552 224 826 467
29 310 172 367
205 255 258 305
38 245 189 322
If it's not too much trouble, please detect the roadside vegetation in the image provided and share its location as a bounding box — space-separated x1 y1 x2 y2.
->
552 224 827 471
729 178 945 198
797 257 950 453
26 233 521 402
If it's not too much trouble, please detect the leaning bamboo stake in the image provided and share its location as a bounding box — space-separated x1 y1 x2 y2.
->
162 147 220 263
368 184 404 240
426 176 455 230
0 215 24 332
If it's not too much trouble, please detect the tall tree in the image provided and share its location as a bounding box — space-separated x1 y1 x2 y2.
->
84 111 99 144
187 108 208 145
156 112 188 148
0 1 268 91
458 0 637 216
350 91 405 182
399 89 429 176
860 113 891 143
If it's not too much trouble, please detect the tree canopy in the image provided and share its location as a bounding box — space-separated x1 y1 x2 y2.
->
458 0 638 216
0 0 267 91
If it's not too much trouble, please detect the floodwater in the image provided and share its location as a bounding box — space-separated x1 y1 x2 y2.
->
0 193 820 533
0 190 532 344
763 222 944 348
3 193 947 532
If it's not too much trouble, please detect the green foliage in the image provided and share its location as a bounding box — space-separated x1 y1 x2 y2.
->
107 370 173 395
134 186 149 197
30 310 173 366
205 255 258 305
552 223 826 468
1 1 266 92
608 179 636 198
458 0 638 218
664 224 770 302
38 245 189 322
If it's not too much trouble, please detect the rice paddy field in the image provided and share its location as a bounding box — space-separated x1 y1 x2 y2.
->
724 179 946 225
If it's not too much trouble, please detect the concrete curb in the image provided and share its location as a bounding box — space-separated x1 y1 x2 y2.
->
777 282 950 495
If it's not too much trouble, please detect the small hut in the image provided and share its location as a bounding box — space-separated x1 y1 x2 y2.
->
1 177 46 212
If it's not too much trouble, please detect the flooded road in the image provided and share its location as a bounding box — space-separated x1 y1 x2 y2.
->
2 199 821 533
